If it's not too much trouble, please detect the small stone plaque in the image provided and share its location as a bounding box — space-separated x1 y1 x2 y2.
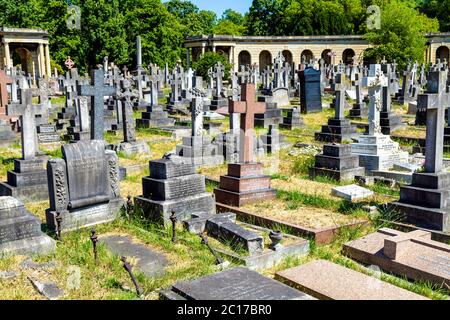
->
331 184 374 201
171 267 314 300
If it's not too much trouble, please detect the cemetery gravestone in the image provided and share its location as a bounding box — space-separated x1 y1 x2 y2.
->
45 140 124 232
299 67 322 113
161 267 315 300
0 89 49 201
280 107 304 130
214 83 277 207
0 196 55 256
276 260 428 300
388 69 450 232
343 228 450 286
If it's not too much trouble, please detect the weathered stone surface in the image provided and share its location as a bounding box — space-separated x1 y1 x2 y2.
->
167 267 315 300
276 260 428 300
0 196 55 256
343 228 450 286
331 184 374 201
28 277 65 300
100 234 168 277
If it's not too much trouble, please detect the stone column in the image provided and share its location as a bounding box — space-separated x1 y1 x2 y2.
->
4 42 11 69
38 43 46 77
45 44 51 77
201 44 206 55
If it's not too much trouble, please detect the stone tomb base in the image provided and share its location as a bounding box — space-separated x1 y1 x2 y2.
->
276 260 428 300
116 140 150 157
160 266 314 300
0 157 49 202
387 171 450 232
0 196 55 256
214 163 277 207
309 144 365 181
45 198 124 232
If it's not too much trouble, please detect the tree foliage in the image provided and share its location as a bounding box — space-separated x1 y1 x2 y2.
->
192 51 232 80
363 0 439 67
419 0 450 32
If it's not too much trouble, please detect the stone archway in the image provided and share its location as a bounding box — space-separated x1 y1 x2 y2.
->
436 46 450 62
282 50 293 65
321 49 332 65
300 50 314 63
14 47 33 75
238 50 251 67
259 50 272 71
342 48 355 65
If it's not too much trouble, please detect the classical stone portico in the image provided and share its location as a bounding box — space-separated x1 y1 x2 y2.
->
0 27 51 78
185 33 450 71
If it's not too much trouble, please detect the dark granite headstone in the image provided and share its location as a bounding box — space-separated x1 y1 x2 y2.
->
299 67 322 113
165 267 314 300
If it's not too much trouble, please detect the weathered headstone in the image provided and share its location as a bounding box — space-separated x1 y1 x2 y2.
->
45 140 124 232
78 68 116 140
351 65 408 173
0 196 55 256
343 228 450 286
280 107 304 130
388 68 450 231
0 89 49 201
299 67 322 113
161 267 315 300
135 156 215 224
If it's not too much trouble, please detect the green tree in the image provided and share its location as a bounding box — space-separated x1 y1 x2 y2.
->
221 9 245 25
164 0 199 19
245 0 290 36
363 0 439 67
420 0 450 32
192 51 232 80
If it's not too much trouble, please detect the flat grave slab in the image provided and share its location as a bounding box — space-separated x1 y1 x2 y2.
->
100 234 168 278
164 267 315 300
275 260 429 300
331 184 374 201
343 228 450 286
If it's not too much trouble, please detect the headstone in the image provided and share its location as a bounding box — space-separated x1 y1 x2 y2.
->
315 73 357 142
343 228 450 287
309 144 365 181
348 71 368 119
0 70 16 143
116 79 151 156
161 267 315 300
351 65 408 173
214 83 277 207
388 69 450 232
276 260 428 300
45 140 124 232
209 62 228 110
78 68 116 140
0 89 49 201
299 67 322 113
0 196 55 256
135 156 215 225
259 124 282 154
280 107 304 130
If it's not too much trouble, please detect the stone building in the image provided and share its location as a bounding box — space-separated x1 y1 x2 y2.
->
185 33 450 71
0 27 52 77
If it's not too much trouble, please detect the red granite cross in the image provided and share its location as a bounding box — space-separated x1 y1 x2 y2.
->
229 83 266 163
0 70 13 111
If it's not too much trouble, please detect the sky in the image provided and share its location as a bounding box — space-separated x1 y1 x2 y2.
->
190 0 252 16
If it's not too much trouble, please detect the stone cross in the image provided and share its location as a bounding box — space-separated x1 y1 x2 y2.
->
65 56 75 70
418 69 448 173
363 64 388 136
273 52 285 88
36 79 52 109
0 70 13 109
211 63 224 97
191 96 204 137
120 79 136 143
7 89 46 160
78 68 116 140
231 72 240 101
229 83 266 163
332 72 349 120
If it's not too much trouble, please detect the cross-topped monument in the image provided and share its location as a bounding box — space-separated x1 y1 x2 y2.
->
7 89 46 160
363 64 388 135
78 68 116 140
229 83 266 163
211 62 224 97
419 69 448 173
332 72 350 120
